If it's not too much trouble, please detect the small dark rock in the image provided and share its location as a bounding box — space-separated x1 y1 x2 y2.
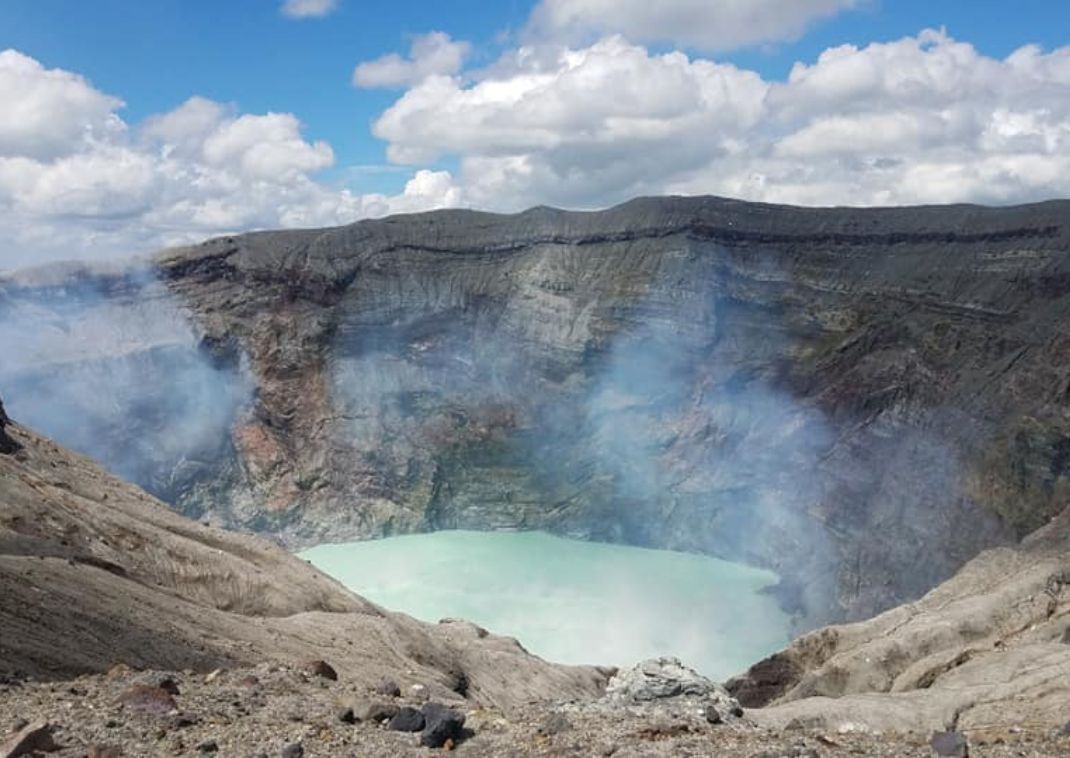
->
360 702 400 723
420 702 466 748
448 670 469 697
197 740 219 753
168 712 199 729
301 660 337 681
87 746 122 758
537 712 572 736
337 707 356 724
375 678 401 697
119 684 177 714
930 730 969 757
704 704 723 725
0 720 57 757
1061 720 1070 736
731 705 745 718
388 707 426 733
281 743 304 758
156 677 180 696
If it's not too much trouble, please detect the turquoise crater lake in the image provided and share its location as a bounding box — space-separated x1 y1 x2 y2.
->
300 530 790 680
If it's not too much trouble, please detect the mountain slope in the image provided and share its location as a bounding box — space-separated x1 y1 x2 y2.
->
0 402 608 709
731 504 1070 737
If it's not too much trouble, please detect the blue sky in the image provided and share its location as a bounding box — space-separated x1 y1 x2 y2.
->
3 0 1067 187
0 0 1068 267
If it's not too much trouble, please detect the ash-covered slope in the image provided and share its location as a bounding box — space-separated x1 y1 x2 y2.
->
4 195 1070 626
0 400 608 709
730 503 1070 737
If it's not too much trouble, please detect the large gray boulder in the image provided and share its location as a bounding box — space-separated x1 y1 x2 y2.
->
605 657 743 723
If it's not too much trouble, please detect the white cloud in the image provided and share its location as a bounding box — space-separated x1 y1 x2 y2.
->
200 112 333 180
280 0 338 19
141 96 229 154
528 0 859 52
0 52 463 270
0 49 125 160
7 22 1070 271
372 36 766 207
353 32 471 88
366 29 1070 210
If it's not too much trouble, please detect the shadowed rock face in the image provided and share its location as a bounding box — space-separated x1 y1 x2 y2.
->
4 195 1070 627
0 396 18 454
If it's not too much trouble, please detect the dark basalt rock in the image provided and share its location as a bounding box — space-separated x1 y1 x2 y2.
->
0 397 20 455
300 660 337 681
419 702 466 748
387 706 425 732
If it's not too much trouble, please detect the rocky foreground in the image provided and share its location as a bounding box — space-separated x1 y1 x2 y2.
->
1 658 1068 757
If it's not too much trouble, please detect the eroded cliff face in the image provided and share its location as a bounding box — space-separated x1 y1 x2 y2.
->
4 196 1070 627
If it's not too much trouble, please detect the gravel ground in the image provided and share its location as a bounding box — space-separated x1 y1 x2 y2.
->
2 663 1068 757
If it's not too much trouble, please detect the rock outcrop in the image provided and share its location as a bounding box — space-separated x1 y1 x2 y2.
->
4 196 1070 626
729 504 1070 736
0 396 19 455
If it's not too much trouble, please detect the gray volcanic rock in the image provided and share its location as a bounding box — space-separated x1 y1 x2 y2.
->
604 657 744 724
729 504 1070 735
6 196 1070 625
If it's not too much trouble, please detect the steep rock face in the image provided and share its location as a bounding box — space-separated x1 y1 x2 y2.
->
4 196 1070 626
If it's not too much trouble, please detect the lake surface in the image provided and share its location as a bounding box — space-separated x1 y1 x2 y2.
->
300 530 790 680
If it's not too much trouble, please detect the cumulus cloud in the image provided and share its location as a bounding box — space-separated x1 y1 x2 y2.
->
367 29 1070 209
372 36 766 207
0 49 125 160
7 20 1070 271
0 51 462 270
528 0 859 52
353 32 471 88
280 0 338 19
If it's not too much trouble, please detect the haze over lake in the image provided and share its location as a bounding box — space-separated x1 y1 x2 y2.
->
301 530 790 679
